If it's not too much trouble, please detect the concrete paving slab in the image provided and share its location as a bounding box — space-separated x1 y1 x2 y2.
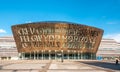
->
0 60 120 72
47 70 107 72
2 63 46 69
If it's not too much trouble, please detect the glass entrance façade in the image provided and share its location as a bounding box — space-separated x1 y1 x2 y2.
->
19 50 96 60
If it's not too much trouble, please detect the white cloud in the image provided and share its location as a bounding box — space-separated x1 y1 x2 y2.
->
0 29 6 33
103 33 120 42
107 22 117 25
25 21 32 23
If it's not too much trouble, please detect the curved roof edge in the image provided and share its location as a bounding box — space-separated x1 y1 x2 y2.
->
12 21 104 31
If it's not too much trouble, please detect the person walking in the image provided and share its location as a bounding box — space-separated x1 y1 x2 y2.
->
115 58 119 65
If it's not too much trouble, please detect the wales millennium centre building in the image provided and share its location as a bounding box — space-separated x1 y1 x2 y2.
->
12 21 104 60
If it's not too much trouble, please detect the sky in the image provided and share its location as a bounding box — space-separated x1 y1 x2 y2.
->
0 0 120 42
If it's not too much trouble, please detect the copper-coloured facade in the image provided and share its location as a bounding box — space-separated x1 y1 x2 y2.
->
12 21 103 60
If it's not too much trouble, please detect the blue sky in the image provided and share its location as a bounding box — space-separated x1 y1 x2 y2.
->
0 0 120 42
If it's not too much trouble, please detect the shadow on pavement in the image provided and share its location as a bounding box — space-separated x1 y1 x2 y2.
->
78 61 120 70
0 66 2 70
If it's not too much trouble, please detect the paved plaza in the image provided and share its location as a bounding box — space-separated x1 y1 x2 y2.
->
0 60 120 72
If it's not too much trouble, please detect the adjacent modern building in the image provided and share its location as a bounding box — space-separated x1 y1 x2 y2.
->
97 38 120 60
0 36 18 60
11 21 103 60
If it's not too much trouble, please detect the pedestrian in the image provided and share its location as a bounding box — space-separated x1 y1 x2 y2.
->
115 58 119 65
